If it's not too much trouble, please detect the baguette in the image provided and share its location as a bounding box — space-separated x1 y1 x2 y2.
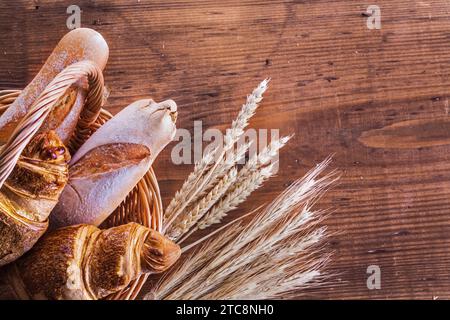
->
0 28 109 145
0 222 180 300
50 98 177 227
0 131 70 267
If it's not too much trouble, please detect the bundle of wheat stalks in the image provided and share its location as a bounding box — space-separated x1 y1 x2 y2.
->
145 79 338 300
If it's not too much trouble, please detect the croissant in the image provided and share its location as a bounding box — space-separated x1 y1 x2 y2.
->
0 222 180 300
0 130 70 267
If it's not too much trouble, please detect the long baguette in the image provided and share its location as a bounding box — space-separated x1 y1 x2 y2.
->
50 98 178 227
0 28 109 145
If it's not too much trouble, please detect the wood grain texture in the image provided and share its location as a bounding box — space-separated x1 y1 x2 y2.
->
1 0 450 299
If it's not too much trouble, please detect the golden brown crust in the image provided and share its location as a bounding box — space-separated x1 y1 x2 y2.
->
2 131 69 223
70 143 150 179
85 223 149 299
5 130 70 201
14 225 97 300
0 131 69 267
51 99 177 229
12 223 148 300
0 195 47 267
5 223 180 300
141 229 181 274
0 28 108 144
38 86 79 137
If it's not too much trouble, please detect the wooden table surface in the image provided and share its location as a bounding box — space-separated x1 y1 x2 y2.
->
1 0 450 300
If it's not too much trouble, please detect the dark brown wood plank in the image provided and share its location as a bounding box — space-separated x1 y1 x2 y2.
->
1 0 450 299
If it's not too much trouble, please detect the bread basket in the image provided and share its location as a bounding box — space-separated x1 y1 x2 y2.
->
0 60 163 300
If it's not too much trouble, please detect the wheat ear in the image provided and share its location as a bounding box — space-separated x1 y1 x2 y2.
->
166 167 237 241
153 156 338 300
174 135 290 243
176 163 276 244
163 79 270 231
192 136 291 233
198 163 275 230
164 150 216 225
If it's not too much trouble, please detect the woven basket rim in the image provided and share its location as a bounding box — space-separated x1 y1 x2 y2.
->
0 65 162 300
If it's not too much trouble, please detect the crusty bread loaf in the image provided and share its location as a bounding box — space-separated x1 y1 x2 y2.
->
50 98 177 227
0 28 109 145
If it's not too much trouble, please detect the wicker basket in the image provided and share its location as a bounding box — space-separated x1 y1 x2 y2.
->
0 61 162 300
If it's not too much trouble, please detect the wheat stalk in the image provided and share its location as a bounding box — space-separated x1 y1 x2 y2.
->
163 79 270 231
152 157 338 300
198 163 275 230
170 135 290 243
203 228 331 299
239 135 291 179
188 136 290 235
166 167 237 241
189 141 252 204
206 141 251 185
164 150 216 225
175 163 276 244
173 135 290 243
